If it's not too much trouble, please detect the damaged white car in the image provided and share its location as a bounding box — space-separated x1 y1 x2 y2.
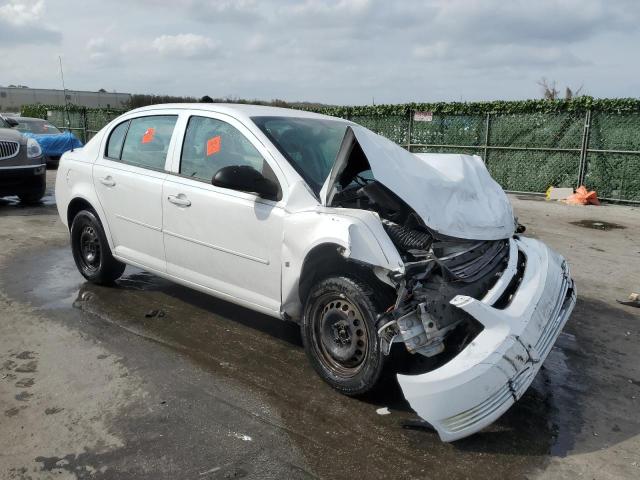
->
55 104 576 441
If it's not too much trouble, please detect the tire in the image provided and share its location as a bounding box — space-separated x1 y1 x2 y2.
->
302 276 386 396
70 209 125 284
18 191 44 205
18 176 46 205
46 157 60 169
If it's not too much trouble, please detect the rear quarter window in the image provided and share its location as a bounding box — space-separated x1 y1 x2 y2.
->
105 120 129 160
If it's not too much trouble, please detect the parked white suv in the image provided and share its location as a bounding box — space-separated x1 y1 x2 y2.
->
56 104 576 441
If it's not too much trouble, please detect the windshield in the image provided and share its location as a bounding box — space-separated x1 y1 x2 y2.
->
15 119 62 134
252 116 348 195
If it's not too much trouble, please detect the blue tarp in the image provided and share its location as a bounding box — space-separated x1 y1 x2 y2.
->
22 131 83 157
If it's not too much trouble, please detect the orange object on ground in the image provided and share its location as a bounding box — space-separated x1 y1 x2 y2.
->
565 186 600 205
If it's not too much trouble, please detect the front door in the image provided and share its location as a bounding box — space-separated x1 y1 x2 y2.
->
162 114 285 314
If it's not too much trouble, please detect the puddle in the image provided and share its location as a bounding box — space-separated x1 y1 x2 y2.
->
570 220 626 231
0 193 57 216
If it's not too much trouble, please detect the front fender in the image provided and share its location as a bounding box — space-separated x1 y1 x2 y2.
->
281 207 403 319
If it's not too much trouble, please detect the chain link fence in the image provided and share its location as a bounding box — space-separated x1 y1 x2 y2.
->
350 110 640 202
28 104 640 203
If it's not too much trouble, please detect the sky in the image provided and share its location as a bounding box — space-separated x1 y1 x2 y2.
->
1 0 639 105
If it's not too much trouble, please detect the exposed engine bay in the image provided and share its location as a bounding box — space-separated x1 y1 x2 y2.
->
330 143 511 360
317 125 575 441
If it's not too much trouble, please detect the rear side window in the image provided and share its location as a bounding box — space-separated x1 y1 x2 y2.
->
180 116 266 182
106 120 129 159
119 115 177 170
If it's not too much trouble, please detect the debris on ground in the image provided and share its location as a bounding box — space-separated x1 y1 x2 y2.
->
546 186 574 201
617 293 640 308
230 432 253 442
199 467 221 476
376 407 391 415
564 186 600 205
145 309 166 318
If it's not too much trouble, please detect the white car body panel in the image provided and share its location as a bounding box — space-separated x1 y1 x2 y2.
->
55 103 576 442
162 176 285 313
93 161 167 272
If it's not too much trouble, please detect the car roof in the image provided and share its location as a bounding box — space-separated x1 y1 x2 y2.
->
127 103 341 123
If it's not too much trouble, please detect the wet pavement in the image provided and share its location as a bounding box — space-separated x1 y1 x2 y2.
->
1 172 639 479
569 219 626 231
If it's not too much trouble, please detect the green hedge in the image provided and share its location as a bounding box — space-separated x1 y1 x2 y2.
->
305 97 640 117
20 103 125 119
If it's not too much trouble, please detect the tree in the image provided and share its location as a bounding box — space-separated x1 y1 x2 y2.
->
537 78 584 100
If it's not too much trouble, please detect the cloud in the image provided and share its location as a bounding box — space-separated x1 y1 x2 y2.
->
426 0 639 46
122 33 219 59
412 41 450 60
0 0 61 45
3 0 640 103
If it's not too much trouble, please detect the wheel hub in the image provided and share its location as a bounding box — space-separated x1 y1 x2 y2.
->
80 226 100 269
317 298 368 370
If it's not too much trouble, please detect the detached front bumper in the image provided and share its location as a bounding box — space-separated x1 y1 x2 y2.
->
397 236 576 442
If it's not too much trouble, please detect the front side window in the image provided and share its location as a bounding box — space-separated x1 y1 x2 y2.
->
180 116 266 182
251 116 348 195
120 115 177 170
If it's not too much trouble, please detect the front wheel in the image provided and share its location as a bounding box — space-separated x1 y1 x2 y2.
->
302 276 386 396
70 210 125 284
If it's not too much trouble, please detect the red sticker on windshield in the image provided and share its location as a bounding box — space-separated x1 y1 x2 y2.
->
206 135 221 156
142 128 155 144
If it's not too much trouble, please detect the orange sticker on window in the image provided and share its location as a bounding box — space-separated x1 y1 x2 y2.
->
142 128 155 144
206 135 221 156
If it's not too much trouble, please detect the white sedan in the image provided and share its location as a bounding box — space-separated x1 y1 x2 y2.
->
55 104 576 441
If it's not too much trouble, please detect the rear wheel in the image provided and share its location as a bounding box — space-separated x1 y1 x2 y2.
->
302 276 386 395
70 210 125 284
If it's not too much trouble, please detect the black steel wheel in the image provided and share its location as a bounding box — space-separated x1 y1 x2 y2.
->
302 276 386 395
78 224 101 273
70 209 125 284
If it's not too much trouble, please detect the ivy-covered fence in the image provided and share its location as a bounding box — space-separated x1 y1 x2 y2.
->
21 104 125 144
22 97 640 202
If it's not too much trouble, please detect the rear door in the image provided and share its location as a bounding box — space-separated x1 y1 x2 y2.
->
93 112 178 272
162 112 286 314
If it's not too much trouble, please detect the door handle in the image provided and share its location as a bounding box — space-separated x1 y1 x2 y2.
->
100 176 116 187
167 194 191 207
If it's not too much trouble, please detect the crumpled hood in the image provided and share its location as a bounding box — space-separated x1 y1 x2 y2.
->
321 126 515 240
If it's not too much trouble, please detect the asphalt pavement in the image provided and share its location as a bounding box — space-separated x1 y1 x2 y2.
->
1 170 639 479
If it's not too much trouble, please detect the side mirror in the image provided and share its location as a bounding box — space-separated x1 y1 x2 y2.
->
5 117 18 127
213 165 279 200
